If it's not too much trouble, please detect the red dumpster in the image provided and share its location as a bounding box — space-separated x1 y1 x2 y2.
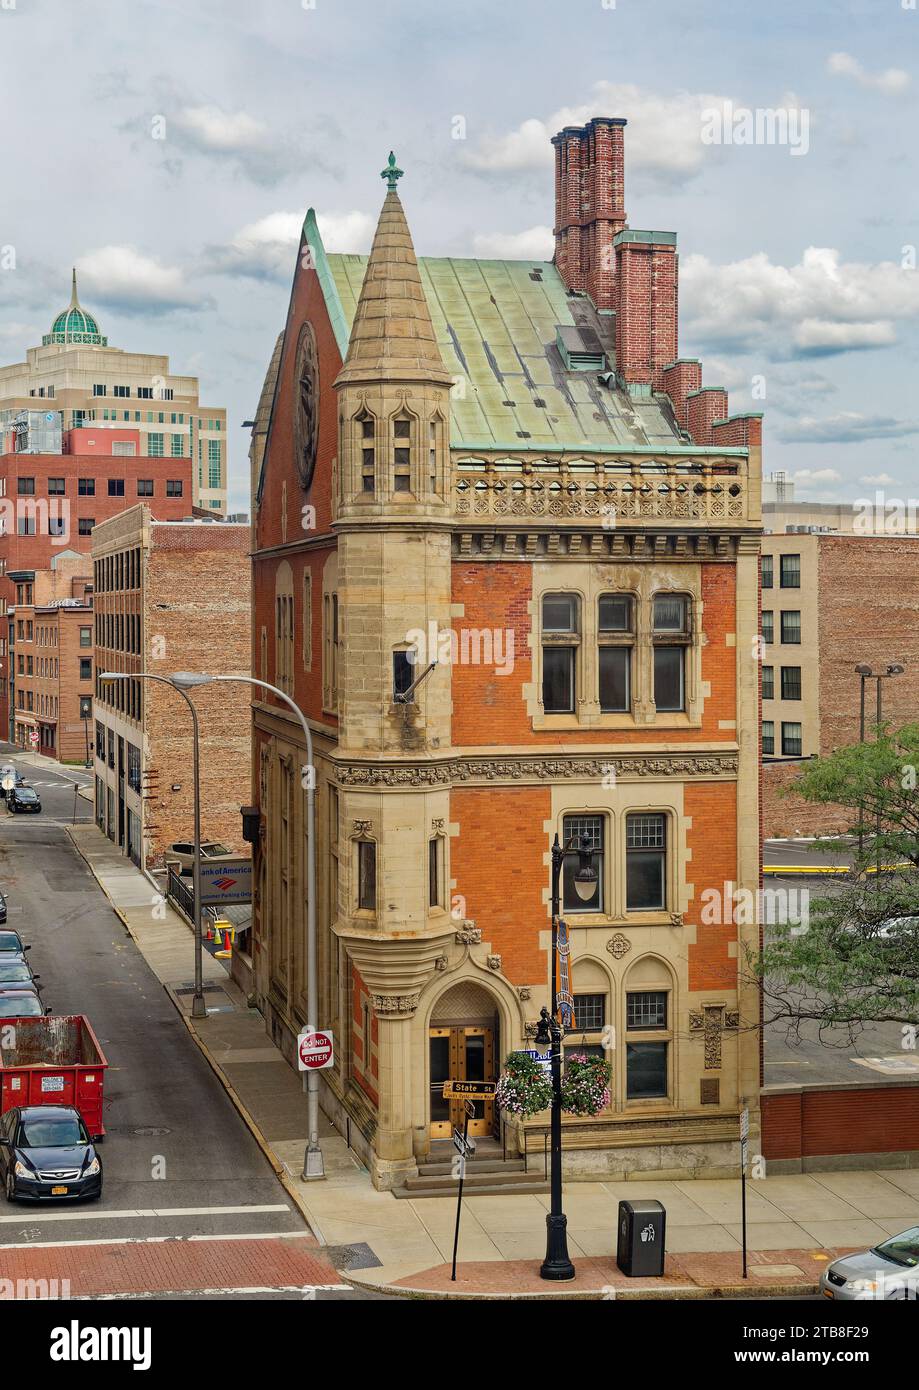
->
0 1015 108 1138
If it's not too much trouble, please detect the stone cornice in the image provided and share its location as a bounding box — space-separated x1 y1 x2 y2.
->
333 751 738 788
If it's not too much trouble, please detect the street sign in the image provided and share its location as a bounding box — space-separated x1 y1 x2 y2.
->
1 776 14 792
520 1048 552 1073
740 1107 749 1140
453 1127 476 1156
297 1030 334 1072
442 1080 496 1100
28 731 38 748
464 1100 476 1119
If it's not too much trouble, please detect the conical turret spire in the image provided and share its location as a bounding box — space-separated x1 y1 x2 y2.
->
335 168 452 389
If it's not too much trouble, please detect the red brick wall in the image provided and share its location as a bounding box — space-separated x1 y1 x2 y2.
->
450 563 736 747
711 416 763 449
686 389 729 446
762 1086 919 1160
661 360 702 432
450 786 552 983
762 760 852 839
686 780 738 992
552 118 627 310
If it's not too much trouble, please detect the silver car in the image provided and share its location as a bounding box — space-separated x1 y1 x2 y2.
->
820 1225 919 1300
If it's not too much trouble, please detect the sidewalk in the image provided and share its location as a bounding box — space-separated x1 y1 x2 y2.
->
68 822 919 1299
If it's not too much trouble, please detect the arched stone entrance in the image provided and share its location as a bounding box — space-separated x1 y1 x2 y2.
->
428 980 502 1139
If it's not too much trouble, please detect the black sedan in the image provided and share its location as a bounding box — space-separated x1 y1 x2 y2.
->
8 787 41 814
0 991 45 1017
0 1106 102 1202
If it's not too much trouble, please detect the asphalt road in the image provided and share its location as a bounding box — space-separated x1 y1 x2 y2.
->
0 749 382 1300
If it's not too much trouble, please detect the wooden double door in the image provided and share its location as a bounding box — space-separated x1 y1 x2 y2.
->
429 1025 495 1138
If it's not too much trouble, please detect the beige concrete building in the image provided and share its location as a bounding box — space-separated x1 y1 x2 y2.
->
0 271 228 513
92 506 250 867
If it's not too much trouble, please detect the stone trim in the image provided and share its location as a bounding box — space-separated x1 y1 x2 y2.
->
453 531 746 560
334 752 738 788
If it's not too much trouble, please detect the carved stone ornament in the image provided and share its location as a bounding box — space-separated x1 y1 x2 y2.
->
688 1011 704 1031
335 752 737 789
606 933 632 960
434 956 448 972
293 321 320 492
518 986 531 1001
487 954 502 972
669 912 684 928
454 921 481 945
723 1010 740 1031
431 818 445 833
524 1021 540 1040
703 1007 724 1070
352 819 373 835
371 992 419 1016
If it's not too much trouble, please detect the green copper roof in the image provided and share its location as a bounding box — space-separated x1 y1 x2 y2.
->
326 251 681 449
43 269 107 347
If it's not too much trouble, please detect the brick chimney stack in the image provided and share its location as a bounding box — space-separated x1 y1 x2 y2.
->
552 117 627 311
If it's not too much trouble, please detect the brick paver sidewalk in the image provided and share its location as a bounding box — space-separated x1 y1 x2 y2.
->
0 1235 340 1296
386 1246 847 1298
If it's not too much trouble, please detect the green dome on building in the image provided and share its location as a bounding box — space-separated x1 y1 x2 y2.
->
42 269 107 347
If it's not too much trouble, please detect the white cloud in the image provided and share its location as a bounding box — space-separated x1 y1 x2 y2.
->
462 82 738 186
206 209 375 282
788 468 842 487
168 104 303 186
472 226 554 260
174 105 268 153
860 473 901 486
76 246 200 312
681 246 919 358
827 52 910 95
777 413 919 444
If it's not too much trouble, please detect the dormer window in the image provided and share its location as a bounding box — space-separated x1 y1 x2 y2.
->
393 417 411 492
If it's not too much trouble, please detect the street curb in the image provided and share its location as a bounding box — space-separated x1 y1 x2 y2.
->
341 1270 821 1301
62 823 327 1247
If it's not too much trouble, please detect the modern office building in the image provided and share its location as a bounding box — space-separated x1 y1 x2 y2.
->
248 118 764 1188
0 271 227 513
91 506 251 868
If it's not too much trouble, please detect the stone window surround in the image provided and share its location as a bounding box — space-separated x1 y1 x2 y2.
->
350 829 378 920
565 953 677 1111
556 804 680 926
529 566 704 731
341 394 447 501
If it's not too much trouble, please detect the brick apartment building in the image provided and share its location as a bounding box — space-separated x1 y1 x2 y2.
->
9 556 94 761
761 517 919 837
92 506 251 868
249 117 764 1189
0 425 194 743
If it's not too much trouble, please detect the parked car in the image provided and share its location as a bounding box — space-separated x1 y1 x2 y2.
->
0 960 39 988
820 1225 919 1300
0 1105 102 1202
166 841 234 875
0 929 29 956
0 890 6 925
0 992 45 1017
8 786 41 815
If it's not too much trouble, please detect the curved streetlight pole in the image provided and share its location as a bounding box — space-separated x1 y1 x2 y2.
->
171 673 323 1180
99 672 206 1020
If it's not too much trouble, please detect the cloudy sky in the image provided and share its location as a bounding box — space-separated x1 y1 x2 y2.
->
2 0 918 511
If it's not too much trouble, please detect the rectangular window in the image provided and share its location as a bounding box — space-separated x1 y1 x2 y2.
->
392 650 415 701
626 813 666 912
762 665 774 700
598 594 632 713
17 477 35 496
127 742 141 793
627 991 668 1030
428 838 441 909
80 626 92 647
302 572 312 670
761 555 773 589
148 433 164 457
136 479 154 497
573 993 606 1031
17 515 36 536
781 666 802 700
78 477 95 495
170 434 184 458
357 840 376 911
48 477 65 495
208 439 221 488
166 480 183 497
78 518 94 536
761 610 774 644
137 387 152 400
113 385 130 398
79 658 92 681
541 594 578 714
107 479 125 497
780 610 801 644
762 720 775 756
562 813 603 913
653 647 684 712
92 384 106 397
782 721 803 757
626 1042 668 1099
780 554 801 588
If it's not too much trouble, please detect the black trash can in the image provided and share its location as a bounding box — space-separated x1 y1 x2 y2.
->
616 1198 666 1276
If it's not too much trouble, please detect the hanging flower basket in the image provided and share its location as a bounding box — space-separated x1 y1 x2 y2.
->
495 1050 553 1118
561 1053 611 1116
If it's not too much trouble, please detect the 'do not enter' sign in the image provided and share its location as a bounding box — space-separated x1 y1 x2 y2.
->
297 1030 334 1071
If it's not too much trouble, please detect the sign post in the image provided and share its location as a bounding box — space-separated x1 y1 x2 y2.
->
451 1098 476 1282
740 1105 749 1280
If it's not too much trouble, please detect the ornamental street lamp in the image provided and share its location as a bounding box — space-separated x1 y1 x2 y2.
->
99 672 207 1020
536 830 597 1281
170 672 323 1181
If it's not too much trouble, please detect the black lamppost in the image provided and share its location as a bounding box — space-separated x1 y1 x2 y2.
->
536 831 597 1281
854 663 905 863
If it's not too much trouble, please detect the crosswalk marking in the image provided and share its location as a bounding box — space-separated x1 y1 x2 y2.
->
0 1202 291 1226
0 1228 304 1251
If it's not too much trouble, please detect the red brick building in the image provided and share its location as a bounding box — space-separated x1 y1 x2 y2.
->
0 428 193 740
250 118 763 1189
9 558 94 761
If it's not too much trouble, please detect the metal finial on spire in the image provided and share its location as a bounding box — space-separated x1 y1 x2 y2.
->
380 151 403 191
70 267 79 307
